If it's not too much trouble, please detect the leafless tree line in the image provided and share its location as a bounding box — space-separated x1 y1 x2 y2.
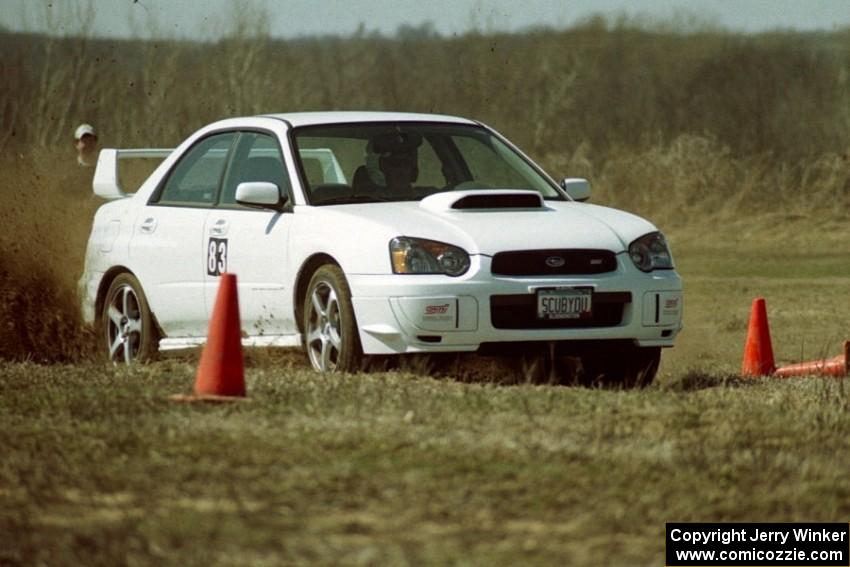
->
0 7 848 217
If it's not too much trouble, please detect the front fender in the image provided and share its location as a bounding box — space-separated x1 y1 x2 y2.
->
287 207 398 275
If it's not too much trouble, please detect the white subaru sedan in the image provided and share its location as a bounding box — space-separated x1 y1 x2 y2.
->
79 112 682 386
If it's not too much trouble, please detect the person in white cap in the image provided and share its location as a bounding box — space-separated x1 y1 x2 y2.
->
74 123 98 167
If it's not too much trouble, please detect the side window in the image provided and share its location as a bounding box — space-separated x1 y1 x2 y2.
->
157 133 235 205
220 132 290 206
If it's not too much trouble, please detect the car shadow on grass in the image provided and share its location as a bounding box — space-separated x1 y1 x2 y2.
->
163 347 754 392
369 352 658 390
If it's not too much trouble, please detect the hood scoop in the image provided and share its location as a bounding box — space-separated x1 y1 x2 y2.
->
420 190 544 213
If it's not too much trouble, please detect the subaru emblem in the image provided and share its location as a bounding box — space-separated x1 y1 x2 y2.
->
545 256 565 268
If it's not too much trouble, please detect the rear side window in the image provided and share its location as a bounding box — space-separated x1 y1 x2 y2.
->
157 133 236 205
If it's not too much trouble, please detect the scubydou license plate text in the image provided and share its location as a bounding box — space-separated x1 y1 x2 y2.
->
537 289 592 319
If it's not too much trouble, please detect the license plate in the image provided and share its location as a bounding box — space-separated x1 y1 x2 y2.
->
536 288 592 320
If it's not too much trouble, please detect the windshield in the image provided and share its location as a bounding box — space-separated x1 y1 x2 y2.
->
291 122 563 205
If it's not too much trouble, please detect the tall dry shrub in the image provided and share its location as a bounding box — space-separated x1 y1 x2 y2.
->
541 135 850 226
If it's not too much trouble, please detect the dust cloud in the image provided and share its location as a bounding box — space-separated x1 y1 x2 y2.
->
0 149 99 362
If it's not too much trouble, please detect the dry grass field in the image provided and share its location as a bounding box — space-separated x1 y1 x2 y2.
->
1 14 849 566
3 340 850 565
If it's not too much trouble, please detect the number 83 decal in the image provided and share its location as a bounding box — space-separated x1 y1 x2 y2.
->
207 238 228 276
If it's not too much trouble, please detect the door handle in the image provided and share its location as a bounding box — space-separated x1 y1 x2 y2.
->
209 218 228 236
139 217 157 234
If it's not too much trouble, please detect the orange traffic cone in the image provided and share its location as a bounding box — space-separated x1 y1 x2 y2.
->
775 341 850 378
171 273 246 402
741 298 776 377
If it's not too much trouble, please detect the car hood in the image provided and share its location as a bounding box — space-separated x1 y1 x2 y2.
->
317 193 659 256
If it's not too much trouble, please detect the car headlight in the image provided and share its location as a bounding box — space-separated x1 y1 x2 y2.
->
629 232 673 272
390 237 471 276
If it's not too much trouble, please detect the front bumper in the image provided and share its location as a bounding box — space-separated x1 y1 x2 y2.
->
349 253 683 355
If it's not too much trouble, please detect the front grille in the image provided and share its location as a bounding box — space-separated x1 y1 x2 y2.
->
490 291 630 329
491 249 617 276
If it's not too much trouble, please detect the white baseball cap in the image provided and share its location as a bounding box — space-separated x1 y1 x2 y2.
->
74 123 96 140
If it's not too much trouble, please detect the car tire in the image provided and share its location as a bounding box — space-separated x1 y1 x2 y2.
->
102 273 158 364
581 345 660 389
303 264 364 373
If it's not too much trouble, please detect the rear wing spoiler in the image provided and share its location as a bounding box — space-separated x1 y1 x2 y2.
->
93 148 173 200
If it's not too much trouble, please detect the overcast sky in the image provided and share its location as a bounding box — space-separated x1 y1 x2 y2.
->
3 0 850 40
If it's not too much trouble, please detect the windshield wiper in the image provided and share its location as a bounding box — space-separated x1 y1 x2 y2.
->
317 194 391 205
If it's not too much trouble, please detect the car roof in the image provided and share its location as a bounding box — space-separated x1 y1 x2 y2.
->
263 111 478 128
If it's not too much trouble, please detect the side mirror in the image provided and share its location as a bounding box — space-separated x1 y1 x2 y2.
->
235 182 289 211
560 178 591 202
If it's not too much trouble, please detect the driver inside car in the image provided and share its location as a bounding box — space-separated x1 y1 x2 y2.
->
353 131 423 197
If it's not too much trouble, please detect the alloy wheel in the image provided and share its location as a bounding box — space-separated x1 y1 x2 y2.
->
105 284 143 364
306 281 343 371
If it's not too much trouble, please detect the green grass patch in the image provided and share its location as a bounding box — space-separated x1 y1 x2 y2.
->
678 250 850 280
656 226 850 380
